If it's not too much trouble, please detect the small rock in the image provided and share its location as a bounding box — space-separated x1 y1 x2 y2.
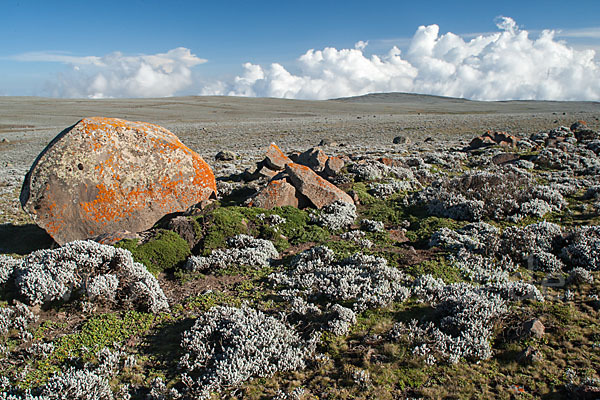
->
242 161 278 181
469 134 497 149
215 150 237 161
518 345 544 364
494 132 520 147
575 129 599 143
323 156 344 177
378 157 404 167
256 164 279 180
285 163 353 209
469 131 520 149
264 143 292 170
348 190 360 204
296 147 329 172
424 137 434 143
570 120 588 132
492 153 519 165
393 135 409 144
545 137 566 148
522 318 545 339
166 216 199 249
318 138 337 146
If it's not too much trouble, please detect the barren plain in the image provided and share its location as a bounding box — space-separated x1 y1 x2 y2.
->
1 94 600 399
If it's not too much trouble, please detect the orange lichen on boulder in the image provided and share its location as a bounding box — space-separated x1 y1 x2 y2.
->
249 179 301 209
20 117 216 245
285 162 353 209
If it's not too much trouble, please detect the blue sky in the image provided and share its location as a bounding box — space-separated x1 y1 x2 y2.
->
1 0 600 100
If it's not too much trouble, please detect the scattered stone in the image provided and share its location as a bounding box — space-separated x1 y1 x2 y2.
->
166 216 200 249
378 157 404 167
264 143 292 170
242 161 279 181
285 163 353 209
318 138 338 146
20 117 216 245
215 150 237 161
494 132 520 147
249 179 304 209
575 129 599 143
522 318 545 339
492 153 519 165
323 156 344 177
518 345 544 364
469 135 497 149
424 137 434 143
296 147 329 172
255 164 279 180
393 135 409 144
469 131 520 149
570 120 588 132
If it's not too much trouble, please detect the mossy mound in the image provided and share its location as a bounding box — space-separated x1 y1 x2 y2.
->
195 205 330 254
115 229 190 275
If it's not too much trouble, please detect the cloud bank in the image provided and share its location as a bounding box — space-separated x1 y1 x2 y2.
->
39 48 205 98
10 17 600 100
204 17 600 101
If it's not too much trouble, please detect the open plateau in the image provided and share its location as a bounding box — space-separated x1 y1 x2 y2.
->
0 93 599 399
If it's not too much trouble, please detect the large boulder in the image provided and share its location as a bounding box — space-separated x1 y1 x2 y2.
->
21 117 216 245
285 163 353 209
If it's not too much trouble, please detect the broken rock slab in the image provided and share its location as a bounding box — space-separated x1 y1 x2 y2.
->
264 143 292 170
249 179 305 209
242 160 279 182
285 163 353 209
20 117 216 245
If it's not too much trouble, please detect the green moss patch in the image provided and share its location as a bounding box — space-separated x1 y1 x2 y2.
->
196 206 249 254
115 229 190 274
195 205 330 255
403 256 463 283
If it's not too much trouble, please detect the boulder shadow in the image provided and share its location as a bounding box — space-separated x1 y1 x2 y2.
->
0 223 55 254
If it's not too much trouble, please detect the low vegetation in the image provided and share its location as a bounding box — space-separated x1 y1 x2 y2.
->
1 123 599 399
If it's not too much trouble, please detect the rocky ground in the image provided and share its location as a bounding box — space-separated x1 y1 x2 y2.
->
0 94 599 399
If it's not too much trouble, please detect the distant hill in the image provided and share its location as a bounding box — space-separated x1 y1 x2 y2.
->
333 92 474 105
331 92 600 113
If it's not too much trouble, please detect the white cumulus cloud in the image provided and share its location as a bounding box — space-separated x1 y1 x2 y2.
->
203 17 600 101
31 48 206 98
